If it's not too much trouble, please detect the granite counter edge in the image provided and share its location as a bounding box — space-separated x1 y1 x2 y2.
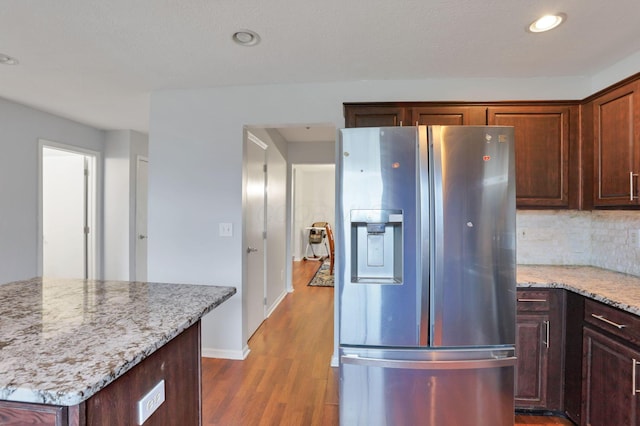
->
517 280 640 317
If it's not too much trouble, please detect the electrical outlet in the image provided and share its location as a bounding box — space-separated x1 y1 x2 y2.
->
137 380 165 425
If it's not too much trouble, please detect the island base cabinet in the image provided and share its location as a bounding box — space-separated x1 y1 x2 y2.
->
582 327 640 426
0 401 69 425
85 321 201 425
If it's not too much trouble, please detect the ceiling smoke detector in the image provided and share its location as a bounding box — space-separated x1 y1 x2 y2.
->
528 14 566 33
232 30 261 47
0 53 19 65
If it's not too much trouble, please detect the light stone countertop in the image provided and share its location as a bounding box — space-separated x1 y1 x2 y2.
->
518 265 640 316
0 277 236 406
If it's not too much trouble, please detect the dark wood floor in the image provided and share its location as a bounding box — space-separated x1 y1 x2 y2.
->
201 260 574 425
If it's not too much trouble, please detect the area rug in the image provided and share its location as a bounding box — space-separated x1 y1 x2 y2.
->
308 260 334 287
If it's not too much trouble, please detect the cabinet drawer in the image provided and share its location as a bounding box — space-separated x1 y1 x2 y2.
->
584 299 640 346
517 290 551 312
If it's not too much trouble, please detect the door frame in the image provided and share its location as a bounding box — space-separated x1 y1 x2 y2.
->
134 155 149 281
37 139 102 279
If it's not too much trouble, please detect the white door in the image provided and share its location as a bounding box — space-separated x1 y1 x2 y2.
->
135 157 149 281
41 145 96 279
245 134 267 338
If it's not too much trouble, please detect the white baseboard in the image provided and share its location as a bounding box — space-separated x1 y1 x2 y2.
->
266 290 287 317
331 354 339 368
202 344 250 360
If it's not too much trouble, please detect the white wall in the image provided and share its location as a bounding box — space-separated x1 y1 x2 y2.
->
103 130 149 280
0 96 104 284
148 75 605 356
288 140 336 164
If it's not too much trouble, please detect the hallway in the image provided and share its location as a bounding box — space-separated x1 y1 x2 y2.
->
202 260 337 425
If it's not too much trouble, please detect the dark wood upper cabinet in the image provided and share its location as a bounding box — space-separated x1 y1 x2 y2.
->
592 80 640 207
344 105 408 128
411 106 486 126
343 75 640 211
488 105 578 209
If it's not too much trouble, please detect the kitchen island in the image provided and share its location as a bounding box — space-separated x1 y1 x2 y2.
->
0 277 236 425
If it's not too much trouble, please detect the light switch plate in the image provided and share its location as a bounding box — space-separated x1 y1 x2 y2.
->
137 379 165 425
219 222 233 237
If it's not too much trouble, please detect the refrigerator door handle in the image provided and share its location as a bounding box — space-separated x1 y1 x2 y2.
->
341 355 516 370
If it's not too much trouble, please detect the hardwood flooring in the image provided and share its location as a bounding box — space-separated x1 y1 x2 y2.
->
201 260 574 425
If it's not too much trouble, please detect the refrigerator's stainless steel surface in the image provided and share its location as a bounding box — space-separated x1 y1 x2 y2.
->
338 125 516 426
340 349 515 426
429 125 516 347
338 127 420 347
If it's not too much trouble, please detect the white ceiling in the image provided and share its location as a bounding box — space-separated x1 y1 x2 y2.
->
1 0 640 136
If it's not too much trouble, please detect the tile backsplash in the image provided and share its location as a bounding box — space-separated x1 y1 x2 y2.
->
517 210 640 277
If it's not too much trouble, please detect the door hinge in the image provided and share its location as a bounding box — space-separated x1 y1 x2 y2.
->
84 226 90 234
263 231 267 239
264 297 267 306
263 164 267 173
84 168 89 177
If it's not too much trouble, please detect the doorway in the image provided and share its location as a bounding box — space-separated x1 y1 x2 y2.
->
39 141 99 279
292 164 336 262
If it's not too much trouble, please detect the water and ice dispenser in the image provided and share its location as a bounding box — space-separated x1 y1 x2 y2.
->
350 209 403 284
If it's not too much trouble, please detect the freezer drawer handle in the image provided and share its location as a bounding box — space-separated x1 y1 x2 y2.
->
340 355 516 370
517 298 547 302
591 313 626 329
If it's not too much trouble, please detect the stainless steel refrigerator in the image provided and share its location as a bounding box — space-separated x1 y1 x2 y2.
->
337 125 516 425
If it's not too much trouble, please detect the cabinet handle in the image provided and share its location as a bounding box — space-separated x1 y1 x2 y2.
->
591 313 627 329
399 121 403 127
630 172 638 201
543 320 550 349
518 298 548 302
633 359 640 395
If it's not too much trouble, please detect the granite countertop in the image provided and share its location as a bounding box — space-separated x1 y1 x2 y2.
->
0 277 236 406
518 265 640 316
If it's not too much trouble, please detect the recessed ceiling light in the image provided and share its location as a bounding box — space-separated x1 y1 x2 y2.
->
0 53 19 65
528 13 566 33
232 30 261 47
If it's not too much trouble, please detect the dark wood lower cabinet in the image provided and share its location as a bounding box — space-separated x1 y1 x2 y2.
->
515 289 565 412
516 313 549 407
562 291 584 424
0 321 201 426
582 327 640 426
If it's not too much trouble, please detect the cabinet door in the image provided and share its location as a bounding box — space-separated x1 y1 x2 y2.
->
411 106 486 126
583 327 640 426
488 106 576 208
344 105 408 128
593 81 640 207
515 313 549 407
